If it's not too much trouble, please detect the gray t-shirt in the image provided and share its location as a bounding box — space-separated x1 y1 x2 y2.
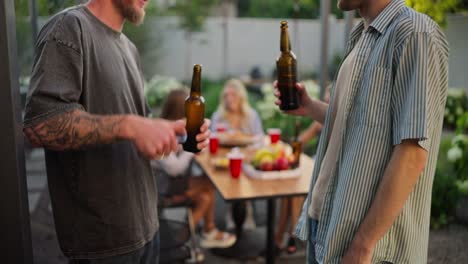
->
23 5 158 259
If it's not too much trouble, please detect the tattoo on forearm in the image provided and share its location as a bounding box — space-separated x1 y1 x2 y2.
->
24 110 125 150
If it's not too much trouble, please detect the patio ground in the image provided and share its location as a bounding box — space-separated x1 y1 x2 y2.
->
27 149 468 263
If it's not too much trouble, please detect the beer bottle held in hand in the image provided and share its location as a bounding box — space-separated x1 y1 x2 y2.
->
276 21 299 110
291 120 302 169
183 64 205 153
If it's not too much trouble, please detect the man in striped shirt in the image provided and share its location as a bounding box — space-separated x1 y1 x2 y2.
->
275 0 449 263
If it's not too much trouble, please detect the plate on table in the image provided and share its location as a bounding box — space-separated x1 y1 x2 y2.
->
218 132 256 148
243 164 301 180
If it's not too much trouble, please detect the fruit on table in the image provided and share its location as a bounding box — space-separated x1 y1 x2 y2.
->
274 157 290 170
252 145 294 171
254 148 275 162
260 160 275 171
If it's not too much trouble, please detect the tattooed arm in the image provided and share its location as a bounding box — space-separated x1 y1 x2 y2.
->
23 109 128 150
23 109 189 160
23 108 211 159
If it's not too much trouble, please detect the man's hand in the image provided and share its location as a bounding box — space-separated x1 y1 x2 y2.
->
342 237 373 264
274 81 329 124
123 116 185 160
195 118 211 151
274 81 313 116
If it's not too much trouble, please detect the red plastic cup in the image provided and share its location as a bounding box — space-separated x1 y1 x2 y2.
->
268 128 281 144
228 151 244 179
216 123 228 133
209 134 219 155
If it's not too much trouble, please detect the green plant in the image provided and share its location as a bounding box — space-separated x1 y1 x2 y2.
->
406 0 465 26
431 168 460 229
145 75 184 110
237 0 344 19
430 134 460 229
457 180 468 195
444 89 467 129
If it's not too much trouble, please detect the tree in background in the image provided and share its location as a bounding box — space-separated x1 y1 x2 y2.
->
172 0 217 80
406 0 467 26
236 0 344 19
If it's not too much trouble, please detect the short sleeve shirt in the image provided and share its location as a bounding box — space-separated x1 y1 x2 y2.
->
294 1 449 263
23 5 158 259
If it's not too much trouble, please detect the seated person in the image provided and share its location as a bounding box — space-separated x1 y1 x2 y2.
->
153 89 236 249
211 79 264 136
211 79 264 230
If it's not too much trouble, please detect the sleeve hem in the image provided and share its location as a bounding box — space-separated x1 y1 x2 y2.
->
392 135 430 151
23 103 84 128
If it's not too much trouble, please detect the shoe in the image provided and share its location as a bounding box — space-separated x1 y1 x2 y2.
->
186 247 205 263
286 237 297 254
200 228 237 249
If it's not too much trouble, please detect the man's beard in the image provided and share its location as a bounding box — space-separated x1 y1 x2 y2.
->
113 0 145 25
337 0 362 11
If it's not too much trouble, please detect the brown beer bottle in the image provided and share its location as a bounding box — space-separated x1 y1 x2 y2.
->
183 64 205 153
291 120 302 169
276 21 299 110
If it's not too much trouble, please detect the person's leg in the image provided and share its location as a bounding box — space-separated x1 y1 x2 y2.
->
289 196 306 234
187 189 211 226
285 196 306 254
141 231 160 264
275 197 291 248
186 176 213 227
186 176 236 248
201 182 216 232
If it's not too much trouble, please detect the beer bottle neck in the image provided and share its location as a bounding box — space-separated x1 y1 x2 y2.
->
190 70 201 97
280 29 291 52
294 121 300 140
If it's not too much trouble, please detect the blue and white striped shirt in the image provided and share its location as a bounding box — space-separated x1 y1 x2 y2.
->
295 1 449 263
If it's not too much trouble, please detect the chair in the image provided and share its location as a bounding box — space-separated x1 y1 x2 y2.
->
154 161 204 264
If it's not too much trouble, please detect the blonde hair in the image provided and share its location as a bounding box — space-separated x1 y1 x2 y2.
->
218 79 253 122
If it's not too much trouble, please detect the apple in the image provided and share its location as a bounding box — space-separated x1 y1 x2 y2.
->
260 161 274 171
274 157 290 171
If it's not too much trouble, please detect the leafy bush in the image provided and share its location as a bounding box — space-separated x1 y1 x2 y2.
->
444 89 467 129
431 168 460 229
431 135 461 229
145 76 184 110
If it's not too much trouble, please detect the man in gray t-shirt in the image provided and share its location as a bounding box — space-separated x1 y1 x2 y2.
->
23 0 210 262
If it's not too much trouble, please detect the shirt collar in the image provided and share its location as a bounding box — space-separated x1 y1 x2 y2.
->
369 0 406 34
348 0 406 42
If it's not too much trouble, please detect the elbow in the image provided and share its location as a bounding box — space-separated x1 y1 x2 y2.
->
23 126 44 148
400 139 428 176
413 149 428 177
413 150 428 175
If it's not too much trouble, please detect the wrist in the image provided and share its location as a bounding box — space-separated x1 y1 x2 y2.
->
350 232 375 255
305 98 317 117
119 115 137 140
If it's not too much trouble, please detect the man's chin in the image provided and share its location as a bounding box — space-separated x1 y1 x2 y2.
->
337 1 359 11
127 10 145 25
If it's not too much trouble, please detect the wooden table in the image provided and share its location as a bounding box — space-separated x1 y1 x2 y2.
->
194 148 314 264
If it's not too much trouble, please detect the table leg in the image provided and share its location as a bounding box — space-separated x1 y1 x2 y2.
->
232 201 246 237
266 198 276 264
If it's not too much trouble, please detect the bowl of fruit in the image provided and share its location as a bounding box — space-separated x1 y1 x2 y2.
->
243 143 301 180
